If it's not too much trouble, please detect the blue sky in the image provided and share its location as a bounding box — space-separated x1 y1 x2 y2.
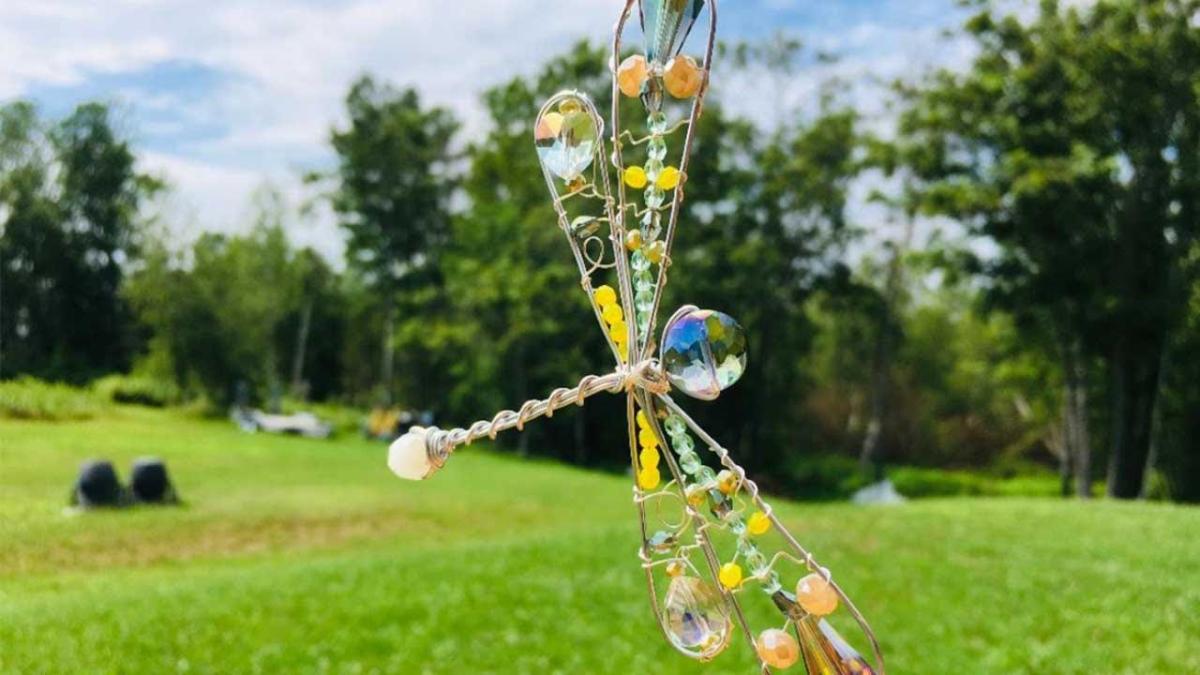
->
0 0 971 260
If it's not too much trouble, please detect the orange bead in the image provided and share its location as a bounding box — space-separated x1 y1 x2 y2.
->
617 55 649 98
796 573 839 616
663 55 704 98
756 628 800 669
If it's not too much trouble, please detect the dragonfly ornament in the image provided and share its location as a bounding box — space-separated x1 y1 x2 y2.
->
388 1 885 672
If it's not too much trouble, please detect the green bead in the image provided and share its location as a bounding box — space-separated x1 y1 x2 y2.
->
645 158 664 182
631 250 651 273
648 111 669 134
671 433 694 453
761 571 783 595
645 186 665 209
665 415 687 436
648 137 668 162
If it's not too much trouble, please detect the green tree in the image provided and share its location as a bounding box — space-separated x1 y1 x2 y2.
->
0 102 155 381
126 191 312 406
898 0 1200 498
319 76 458 405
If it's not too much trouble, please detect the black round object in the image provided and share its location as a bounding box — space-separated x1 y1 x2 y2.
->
130 457 178 504
73 460 124 508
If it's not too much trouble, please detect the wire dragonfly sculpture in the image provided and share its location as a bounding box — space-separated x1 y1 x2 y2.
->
387 1 885 672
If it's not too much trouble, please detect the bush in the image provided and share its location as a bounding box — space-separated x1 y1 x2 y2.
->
779 454 1061 500
0 377 102 420
92 375 180 408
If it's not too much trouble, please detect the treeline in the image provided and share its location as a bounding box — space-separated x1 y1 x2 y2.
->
1 0 1197 501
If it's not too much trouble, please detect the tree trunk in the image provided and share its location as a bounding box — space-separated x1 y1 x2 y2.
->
380 303 396 406
859 220 913 481
290 299 313 399
1061 337 1092 499
1107 334 1165 499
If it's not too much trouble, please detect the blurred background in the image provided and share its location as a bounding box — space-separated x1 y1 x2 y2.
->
1 0 1198 673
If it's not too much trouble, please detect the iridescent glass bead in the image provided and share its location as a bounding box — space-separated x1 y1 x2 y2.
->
534 94 598 182
660 575 732 660
661 309 747 400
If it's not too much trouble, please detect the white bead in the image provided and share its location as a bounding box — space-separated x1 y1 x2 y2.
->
387 427 433 480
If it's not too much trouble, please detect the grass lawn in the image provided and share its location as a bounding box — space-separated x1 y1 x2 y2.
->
1 407 1197 674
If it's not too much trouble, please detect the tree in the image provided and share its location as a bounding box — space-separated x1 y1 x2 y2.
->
0 102 155 381
897 0 1200 498
126 191 313 406
319 77 458 405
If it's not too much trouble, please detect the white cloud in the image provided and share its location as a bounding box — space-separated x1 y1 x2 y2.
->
0 0 979 268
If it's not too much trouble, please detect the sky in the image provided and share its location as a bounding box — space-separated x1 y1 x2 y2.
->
0 0 974 262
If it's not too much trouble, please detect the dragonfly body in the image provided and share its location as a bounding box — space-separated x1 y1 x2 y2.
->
388 1 886 672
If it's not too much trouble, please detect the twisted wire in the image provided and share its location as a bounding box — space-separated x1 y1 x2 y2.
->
423 361 669 466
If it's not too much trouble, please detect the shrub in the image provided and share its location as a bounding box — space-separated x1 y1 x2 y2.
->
0 377 102 420
92 374 180 408
778 454 1061 500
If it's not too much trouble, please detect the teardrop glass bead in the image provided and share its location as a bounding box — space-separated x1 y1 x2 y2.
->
534 94 599 182
795 617 877 675
659 575 733 660
639 0 706 65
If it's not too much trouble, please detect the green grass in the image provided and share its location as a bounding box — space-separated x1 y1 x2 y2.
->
1 408 1197 674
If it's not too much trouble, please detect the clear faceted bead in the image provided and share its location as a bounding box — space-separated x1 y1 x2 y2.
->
648 111 669 134
659 575 732 660
631 250 651 273
761 570 783 595
645 158 664 182
534 94 599 182
671 432 694 453
678 451 702 475
645 186 665 209
661 309 747 400
648 136 668 161
665 415 687 437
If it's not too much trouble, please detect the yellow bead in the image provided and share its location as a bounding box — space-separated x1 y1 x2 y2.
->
718 562 743 589
795 573 839 616
602 302 624 325
638 427 659 449
716 469 739 495
645 240 666 264
624 165 648 189
640 446 660 467
685 484 707 507
665 559 686 577
594 285 617 307
756 629 800 669
636 409 651 429
747 510 772 536
609 320 628 343
664 55 704 98
617 54 649 98
625 228 644 251
657 166 681 190
638 467 661 490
